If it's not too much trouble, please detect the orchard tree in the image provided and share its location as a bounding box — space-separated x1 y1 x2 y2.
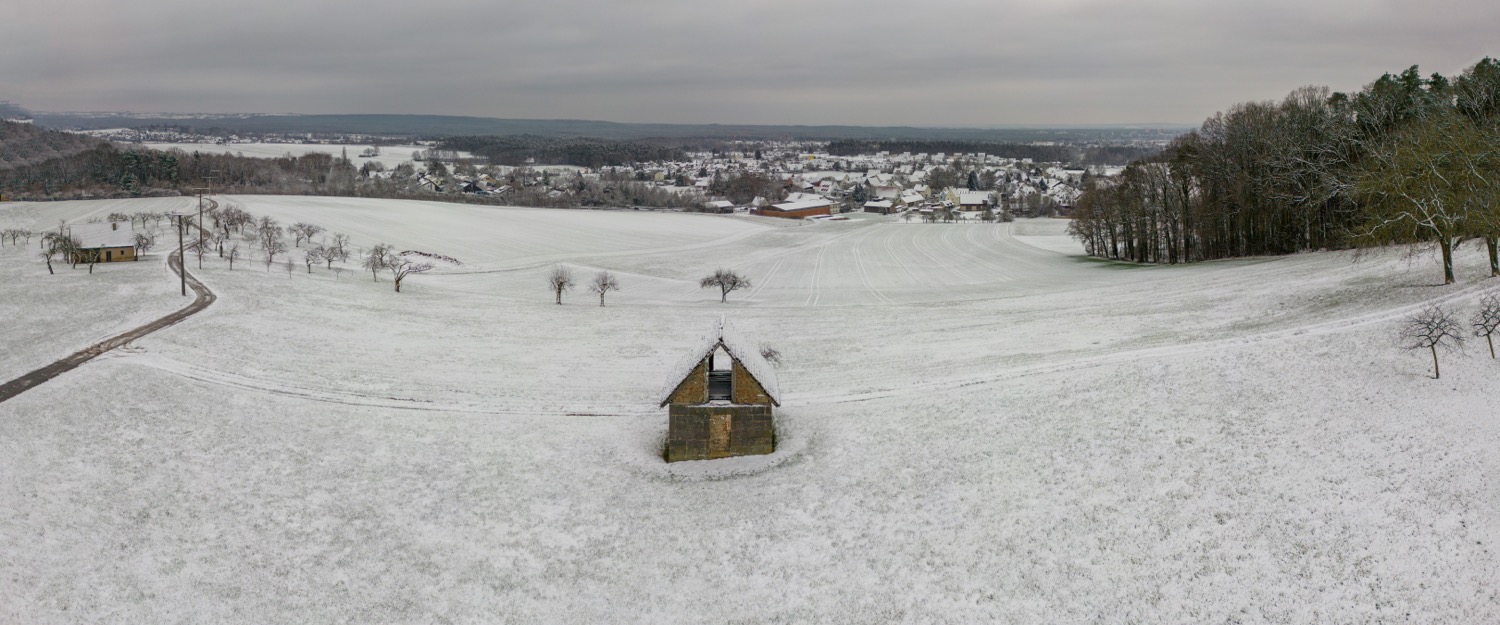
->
228 243 241 270
1474 291 1500 359
549 265 575 304
264 238 288 270
364 243 392 281
385 252 433 293
1401 304 1466 378
700 268 752 303
589 270 620 307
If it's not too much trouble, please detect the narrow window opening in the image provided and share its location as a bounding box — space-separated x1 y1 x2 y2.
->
707 346 732 401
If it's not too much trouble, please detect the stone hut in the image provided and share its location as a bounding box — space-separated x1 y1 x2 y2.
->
659 316 781 462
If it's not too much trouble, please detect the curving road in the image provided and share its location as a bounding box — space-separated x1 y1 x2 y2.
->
0 209 218 404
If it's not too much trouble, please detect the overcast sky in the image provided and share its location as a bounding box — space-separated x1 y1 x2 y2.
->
1 0 1494 127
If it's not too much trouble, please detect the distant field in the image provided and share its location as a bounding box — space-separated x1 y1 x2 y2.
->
135 142 470 168
2 196 1497 623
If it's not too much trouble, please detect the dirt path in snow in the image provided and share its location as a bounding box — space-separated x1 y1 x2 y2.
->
0 202 218 404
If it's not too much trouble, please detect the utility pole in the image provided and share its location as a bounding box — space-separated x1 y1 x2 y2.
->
188 187 210 269
167 211 188 296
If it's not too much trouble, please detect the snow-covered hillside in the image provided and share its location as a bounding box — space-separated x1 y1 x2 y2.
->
2 196 1497 623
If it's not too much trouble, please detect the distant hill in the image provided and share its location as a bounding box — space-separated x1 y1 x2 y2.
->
0 120 104 171
33 113 1190 143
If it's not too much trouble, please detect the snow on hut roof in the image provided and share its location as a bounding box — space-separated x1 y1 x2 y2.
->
659 316 781 407
69 221 135 249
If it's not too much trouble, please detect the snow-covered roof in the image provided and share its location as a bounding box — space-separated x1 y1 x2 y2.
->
705 200 735 209
769 199 833 212
69 221 135 249
658 316 781 407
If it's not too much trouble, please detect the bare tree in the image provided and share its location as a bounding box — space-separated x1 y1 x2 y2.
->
385 252 433 293
326 233 351 269
549 265 575 304
759 343 783 366
700 268 752 303
285 255 295 278
363 243 391 281
289 222 324 247
589 270 619 307
38 247 55 274
304 248 321 273
1401 304 1466 379
264 238 288 270
228 243 241 270
1474 292 1500 359
78 247 100 274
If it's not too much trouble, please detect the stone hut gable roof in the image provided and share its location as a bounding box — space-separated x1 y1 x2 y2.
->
658 316 781 407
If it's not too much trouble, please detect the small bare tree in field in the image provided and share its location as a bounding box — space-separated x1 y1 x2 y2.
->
759 343 783 366
304 248 321 273
549 265 575 304
364 243 391 281
78 247 100 274
325 233 351 269
264 238 288 271
132 232 155 260
284 255 295 278
1401 304 1466 379
385 252 433 293
228 243 241 270
1474 292 1500 359
589 270 619 307
288 222 324 247
38 246 55 274
700 268 752 303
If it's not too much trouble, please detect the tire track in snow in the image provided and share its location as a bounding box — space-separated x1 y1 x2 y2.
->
881 225 923 290
850 227 896 305
745 255 787 302
804 240 830 307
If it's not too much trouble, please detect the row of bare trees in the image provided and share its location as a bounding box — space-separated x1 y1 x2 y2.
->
1070 59 1500 284
549 266 620 306
546 266 753 306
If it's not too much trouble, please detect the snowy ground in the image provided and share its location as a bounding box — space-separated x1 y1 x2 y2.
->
2 196 1498 623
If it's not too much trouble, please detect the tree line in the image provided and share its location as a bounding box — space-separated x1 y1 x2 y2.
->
826 139 1156 167
1068 59 1500 284
0 141 699 210
437 135 685 168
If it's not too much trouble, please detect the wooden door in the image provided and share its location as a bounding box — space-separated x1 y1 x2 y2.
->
708 413 732 457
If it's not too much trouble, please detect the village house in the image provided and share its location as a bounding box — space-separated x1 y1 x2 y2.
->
759 198 833 219
67 221 136 263
659 316 780 462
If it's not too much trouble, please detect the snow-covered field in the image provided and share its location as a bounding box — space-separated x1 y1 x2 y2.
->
134 142 470 169
2 196 1498 623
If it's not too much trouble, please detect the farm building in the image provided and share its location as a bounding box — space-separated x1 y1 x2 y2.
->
758 199 833 219
67 221 136 263
659 316 780 462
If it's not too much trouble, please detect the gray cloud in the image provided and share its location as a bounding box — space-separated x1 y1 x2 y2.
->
1 0 1494 126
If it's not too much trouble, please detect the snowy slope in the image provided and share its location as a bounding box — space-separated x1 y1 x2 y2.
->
2 196 1498 624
